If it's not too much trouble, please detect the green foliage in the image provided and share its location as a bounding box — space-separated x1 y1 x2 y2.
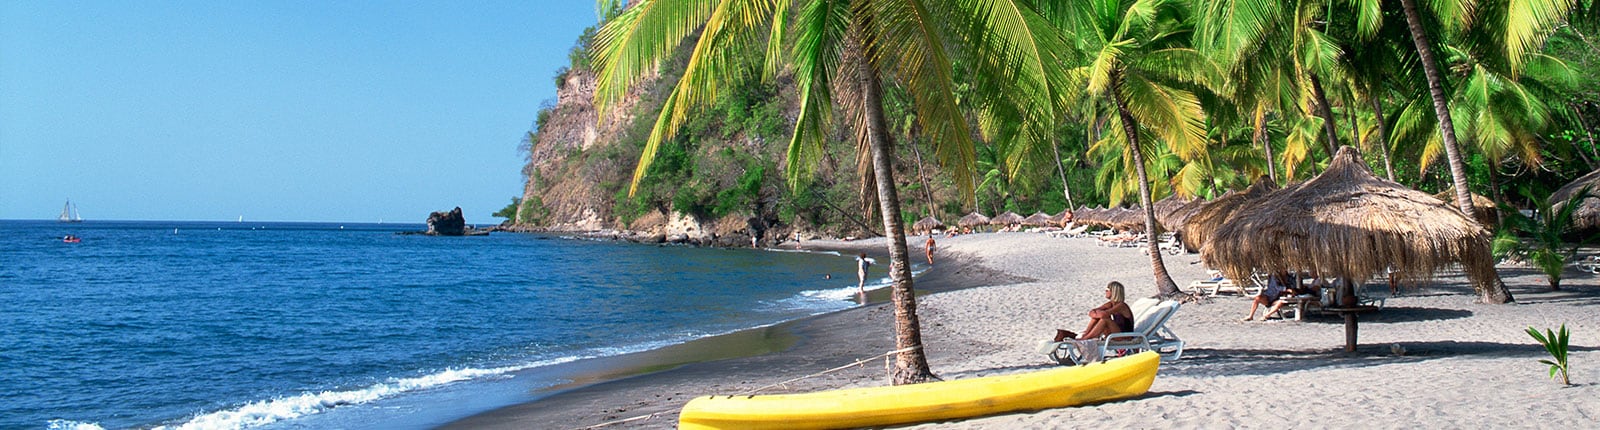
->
1493 187 1592 289
517 196 550 225
1525 324 1572 385
612 187 651 226
493 197 522 221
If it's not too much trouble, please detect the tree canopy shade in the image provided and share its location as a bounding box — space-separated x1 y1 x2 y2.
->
1202 146 1513 304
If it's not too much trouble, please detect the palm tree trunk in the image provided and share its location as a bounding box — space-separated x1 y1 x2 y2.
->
1399 0 1513 304
1050 136 1076 209
1398 0 1474 217
1572 103 1599 170
1369 96 1397 182
908 139 938 218
1254 104 1277 182
1486 161 1504 226
856 45 935 385
1310 75 1340 157
1112 72 1180 297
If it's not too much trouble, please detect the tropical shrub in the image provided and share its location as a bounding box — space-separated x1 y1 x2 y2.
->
1526 324 1572 385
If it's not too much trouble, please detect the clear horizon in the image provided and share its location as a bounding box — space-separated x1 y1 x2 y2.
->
1 1 597 224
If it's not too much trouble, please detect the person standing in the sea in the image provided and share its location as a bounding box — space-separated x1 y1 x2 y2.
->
925 235 936 265
856 253 872 294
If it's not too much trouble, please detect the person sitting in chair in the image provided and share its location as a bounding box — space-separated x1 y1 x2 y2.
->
1053 281 1135 341
1262 273 1328 319
1242 272 1293 321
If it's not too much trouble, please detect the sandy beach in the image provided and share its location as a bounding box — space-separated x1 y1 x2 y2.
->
445 232 1599 429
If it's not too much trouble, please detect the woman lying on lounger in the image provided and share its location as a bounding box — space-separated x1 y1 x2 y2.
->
1053 281 1135 341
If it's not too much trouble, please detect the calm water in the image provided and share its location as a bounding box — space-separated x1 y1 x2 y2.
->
1 220 881 429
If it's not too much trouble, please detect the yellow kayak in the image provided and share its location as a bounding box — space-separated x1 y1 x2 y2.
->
679 351 1159 430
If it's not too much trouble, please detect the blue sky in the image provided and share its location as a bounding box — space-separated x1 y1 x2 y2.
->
1 1 597 224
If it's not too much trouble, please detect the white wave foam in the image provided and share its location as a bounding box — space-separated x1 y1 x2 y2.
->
46 420 104 430
153 357 580 430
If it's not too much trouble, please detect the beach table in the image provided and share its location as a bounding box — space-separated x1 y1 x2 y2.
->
1323 305 1380 352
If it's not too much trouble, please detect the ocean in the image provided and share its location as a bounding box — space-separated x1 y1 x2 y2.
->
0 220 889 429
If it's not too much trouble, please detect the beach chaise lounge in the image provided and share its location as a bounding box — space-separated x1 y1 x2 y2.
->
1049 224 1090 238
1045 299 1184 365
1186 272 1256 296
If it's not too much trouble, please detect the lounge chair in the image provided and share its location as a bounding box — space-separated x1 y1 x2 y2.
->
1044 299 1185 365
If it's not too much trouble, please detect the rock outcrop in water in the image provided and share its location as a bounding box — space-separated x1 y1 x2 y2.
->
426 207 467 236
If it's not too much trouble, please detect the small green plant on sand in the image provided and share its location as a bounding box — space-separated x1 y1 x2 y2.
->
1525 324 1571 385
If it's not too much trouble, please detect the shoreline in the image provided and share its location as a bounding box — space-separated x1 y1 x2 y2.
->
441 235 1023 429
445 232 1599 429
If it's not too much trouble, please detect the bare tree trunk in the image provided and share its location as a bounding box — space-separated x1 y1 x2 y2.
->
1369 96 1397 182
1573 103 1599 170
1254 104 1277 182
1051 136 1076 209
1310 75 1341 157
908 139 938 218
1486 161 1504 227
1399 0 1513 304
1112 71 1180 297
854 37 935 384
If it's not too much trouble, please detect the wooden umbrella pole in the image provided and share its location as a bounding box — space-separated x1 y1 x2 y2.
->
1344 312 1358 352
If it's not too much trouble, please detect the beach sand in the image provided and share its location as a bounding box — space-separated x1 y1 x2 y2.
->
444 232 1599 429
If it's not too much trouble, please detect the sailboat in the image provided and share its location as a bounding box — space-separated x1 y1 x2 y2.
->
59 200 83 223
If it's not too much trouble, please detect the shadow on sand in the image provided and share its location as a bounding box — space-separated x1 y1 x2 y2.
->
1164 341 1598 378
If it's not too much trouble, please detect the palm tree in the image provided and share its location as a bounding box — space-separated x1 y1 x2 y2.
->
1196 0 1358 173
1042 0 1216 297
1394 0 1582 221
589 0 1059 384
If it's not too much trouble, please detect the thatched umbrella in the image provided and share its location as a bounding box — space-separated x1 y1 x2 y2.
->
1432 189 1499 227
958 212 990 230
1161 197 1207 235
1179 177 1280 252
1074 206 1108 228
1108 207 1146 232
912 216 945 235
1022 212 1053 227
1151 195 1191 230
1550 168 1600 230
1049 210 1074 227
990 211 1025 227
1202 146 1511 351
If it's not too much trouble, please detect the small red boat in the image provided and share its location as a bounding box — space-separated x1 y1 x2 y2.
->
63 235 81 243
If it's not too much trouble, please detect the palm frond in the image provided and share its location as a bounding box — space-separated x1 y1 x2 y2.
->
784 0 848 188
592 0 719 116
867 0 977 200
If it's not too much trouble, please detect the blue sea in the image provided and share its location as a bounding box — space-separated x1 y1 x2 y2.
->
0 220 889 429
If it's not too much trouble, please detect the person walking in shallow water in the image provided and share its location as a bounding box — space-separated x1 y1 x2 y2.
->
925 235 936 265
856 253 872 294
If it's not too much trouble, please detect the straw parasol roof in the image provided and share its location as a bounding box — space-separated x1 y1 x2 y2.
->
1549 168 1600 230
958 212 990 228
1433 189 1499 227
1202 146 1508 304
1049 210 1074 226
912 216 945 234
1073 206 1109 228
1108 207 1146 232
1151 195 1193 233
1179 177 1280 252
990 211 1025 226
1022 212 1053 227
1160 197 1207 234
